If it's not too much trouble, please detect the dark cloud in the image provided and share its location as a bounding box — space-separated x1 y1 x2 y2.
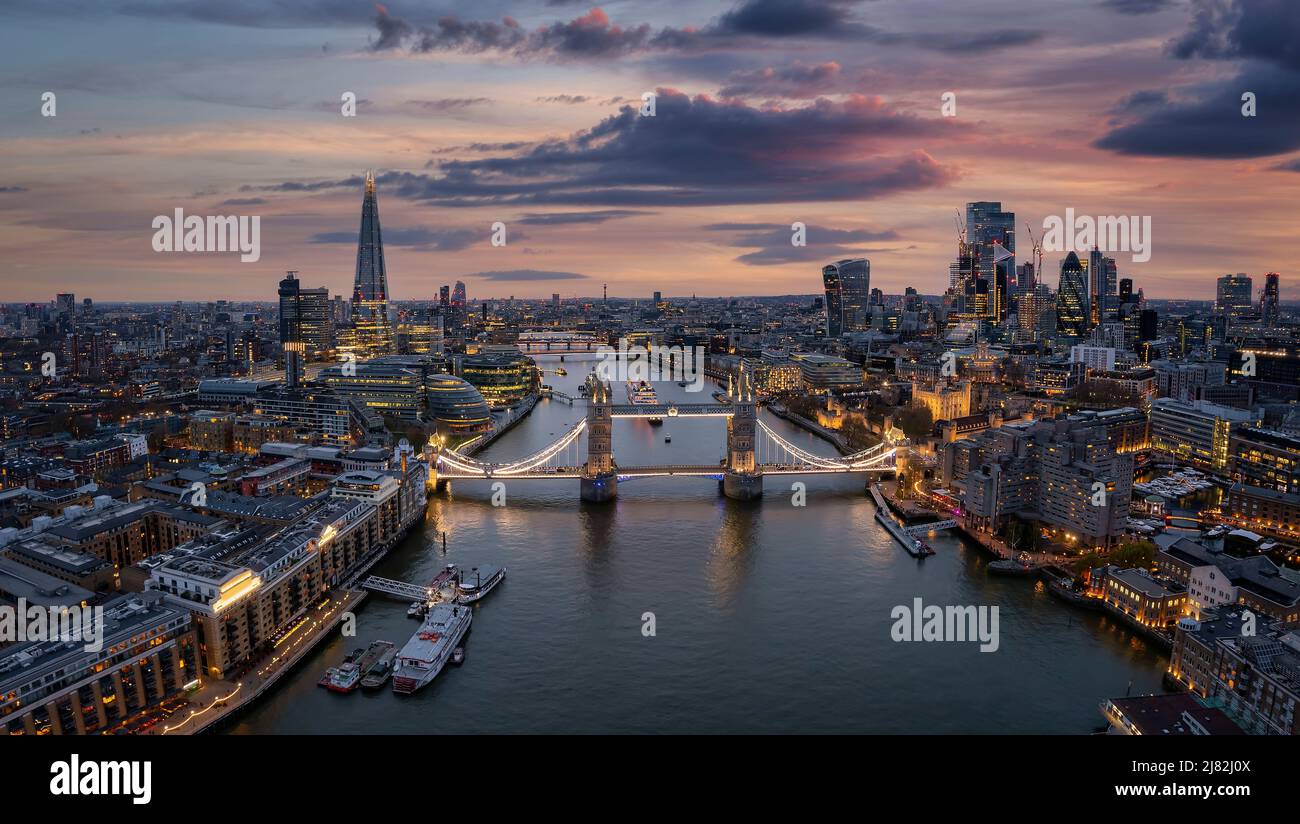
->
309 225 483 251
365 90 954 207
715 0 865 37
719 62 844 99
1099 0 1174 14
0 186 29 193
705 221 901 265
1168 0 1300 70
372 4 412 50
1096 0 1300 158
217 197 267 206
369 1 1043 60
1272 157 1300 172
516 209 653 225
467 269 590 281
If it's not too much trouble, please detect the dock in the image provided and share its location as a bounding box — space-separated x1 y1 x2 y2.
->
870 484 933 557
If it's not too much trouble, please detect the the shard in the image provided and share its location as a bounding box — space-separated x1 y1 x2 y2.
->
347 170 393 357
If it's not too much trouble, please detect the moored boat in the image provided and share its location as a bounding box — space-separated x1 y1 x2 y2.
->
360 642 397 689
392 603 473 694
456 565 505 604
320 641 392 693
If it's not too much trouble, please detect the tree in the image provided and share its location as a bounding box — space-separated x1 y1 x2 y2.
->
895 404 934 439
1111 540 1157 569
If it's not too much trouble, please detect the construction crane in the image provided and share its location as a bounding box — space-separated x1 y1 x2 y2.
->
1024 220 1044 290
953 209 968 255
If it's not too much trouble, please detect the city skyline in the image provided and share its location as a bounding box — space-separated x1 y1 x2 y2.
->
1 0 1298 302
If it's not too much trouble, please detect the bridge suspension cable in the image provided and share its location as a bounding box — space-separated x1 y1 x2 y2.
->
756 420 897 470
439 418 588 476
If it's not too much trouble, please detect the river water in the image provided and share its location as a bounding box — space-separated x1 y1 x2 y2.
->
234 358 1166 734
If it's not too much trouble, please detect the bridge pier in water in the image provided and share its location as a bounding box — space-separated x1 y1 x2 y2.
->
581 375 619 503
721 365 763 500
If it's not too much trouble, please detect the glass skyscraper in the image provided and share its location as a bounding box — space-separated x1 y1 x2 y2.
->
1216 273 1254 320
346 170 393 357
1056 251 1088 337
822 258 870 337
964 202 1015 324
278 271 330 387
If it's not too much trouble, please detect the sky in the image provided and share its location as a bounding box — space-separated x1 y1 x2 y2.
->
0 0 1297 304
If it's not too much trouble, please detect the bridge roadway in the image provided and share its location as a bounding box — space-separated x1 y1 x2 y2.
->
435 462 896 480
610 403 732 417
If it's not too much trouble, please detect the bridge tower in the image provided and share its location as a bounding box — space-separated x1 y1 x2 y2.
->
581 374 618 502
722 364 763 500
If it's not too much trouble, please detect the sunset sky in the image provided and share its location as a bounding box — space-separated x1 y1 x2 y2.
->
0 0 1296 303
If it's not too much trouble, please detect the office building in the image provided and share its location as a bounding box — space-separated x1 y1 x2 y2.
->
1216 273 1254 320
344 171 393 358
1055 252 1088 337
822 258 870 337
1149 398 1258 472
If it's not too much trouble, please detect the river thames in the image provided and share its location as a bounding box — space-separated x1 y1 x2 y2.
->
234 358 1167 734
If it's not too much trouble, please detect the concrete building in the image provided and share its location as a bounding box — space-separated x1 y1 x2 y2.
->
1150 398 1258 472
0 591 197 735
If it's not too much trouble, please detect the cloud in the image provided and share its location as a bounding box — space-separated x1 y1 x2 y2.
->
0 186 29 193
705 221 901 265
337 90 956 207
218 197 267 206
536 94 593 104
372 3 413 50
719 62 844 99
309 225 483 251
1168 0 1299 70
516 209 653 224
1096 0 1300 158
1272 157 1300 172
405 97 493 111
467 269 590 280
369 2 1043 60
1099 0 1174 14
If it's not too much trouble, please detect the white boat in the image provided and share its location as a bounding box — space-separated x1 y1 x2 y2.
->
392 603 472 694
625 380 663 424
456 565 505 604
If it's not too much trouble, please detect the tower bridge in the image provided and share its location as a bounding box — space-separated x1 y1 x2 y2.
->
433 370 903 502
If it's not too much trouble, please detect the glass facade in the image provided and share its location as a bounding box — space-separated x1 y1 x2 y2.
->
822 258 870 338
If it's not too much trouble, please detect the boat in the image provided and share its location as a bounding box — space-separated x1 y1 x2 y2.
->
392 603 473 694
360 643 398 689
456 564 505 604
319 641 392 694
406 601 425 619
988 558 1037 577
664 434 671 443
554 367 567 376
908 538 936 558
625 380 663 425
450 647 465 666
